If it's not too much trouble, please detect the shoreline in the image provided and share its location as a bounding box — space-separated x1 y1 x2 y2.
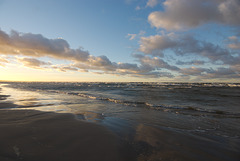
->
1 86 240 161
0 91 135 161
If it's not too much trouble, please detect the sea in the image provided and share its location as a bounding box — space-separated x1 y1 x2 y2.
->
0 82 240 161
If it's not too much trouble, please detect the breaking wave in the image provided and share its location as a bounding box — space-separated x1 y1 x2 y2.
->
64 91 240 118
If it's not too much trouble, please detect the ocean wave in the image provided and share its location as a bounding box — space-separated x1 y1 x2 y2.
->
63 91 240 118
3 82 240 118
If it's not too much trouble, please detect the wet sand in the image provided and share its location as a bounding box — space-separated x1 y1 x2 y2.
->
1 109 239 161
1 88 240 161
0 109 137 161
0 92 135 161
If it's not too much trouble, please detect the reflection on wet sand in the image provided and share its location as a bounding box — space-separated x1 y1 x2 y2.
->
0 94 10 100
0 110 135 161
75 111 105 123
1 84 240 161
134 124 240 161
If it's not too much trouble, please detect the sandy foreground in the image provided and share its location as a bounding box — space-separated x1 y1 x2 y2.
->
1 88 240 161
0 109 135 161
0 93 135 161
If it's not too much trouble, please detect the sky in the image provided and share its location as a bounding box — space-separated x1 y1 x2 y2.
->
0 0 240 82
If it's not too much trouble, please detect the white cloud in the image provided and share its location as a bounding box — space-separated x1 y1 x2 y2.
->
127 30 145 41
135 6 141 10
148 0 240 30
146 0 159 8
127 33 137 40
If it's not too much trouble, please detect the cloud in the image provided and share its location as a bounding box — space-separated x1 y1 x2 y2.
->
133 71 174 78
0 29 162 78
180 67 208 76
176 60 205 65
180 66 240 80
0 30 90 62
0 30 10 45
127 31 145 41
218 0 240 25
200 67 240 79
116 62 154 76
231 64 240 73
127 34 137 41
0 57 9 67
1 28 178 78
117 62 139 73
146 0 159 8
0 57 9 63
139 34 239 66
227 36 240 49
88 55 113 68
135 6 141 10
52 65 79 72
139 34 177 55
17 57 51 69
1 28 239 81
0 29 116 71
148 0 240 30
73 56 176 78
74 59 175 78
133 54 179 71
138 32 240 81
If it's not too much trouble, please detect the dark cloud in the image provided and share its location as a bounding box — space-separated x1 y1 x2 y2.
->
134 54 180 71
180 67 240 80
180 67 208 76
231 65 240 73
200 67 240 79
74 59 175 78
176 60 205 65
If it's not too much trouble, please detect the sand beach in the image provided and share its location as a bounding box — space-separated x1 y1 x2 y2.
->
0 93 134 161
0 83 239 161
